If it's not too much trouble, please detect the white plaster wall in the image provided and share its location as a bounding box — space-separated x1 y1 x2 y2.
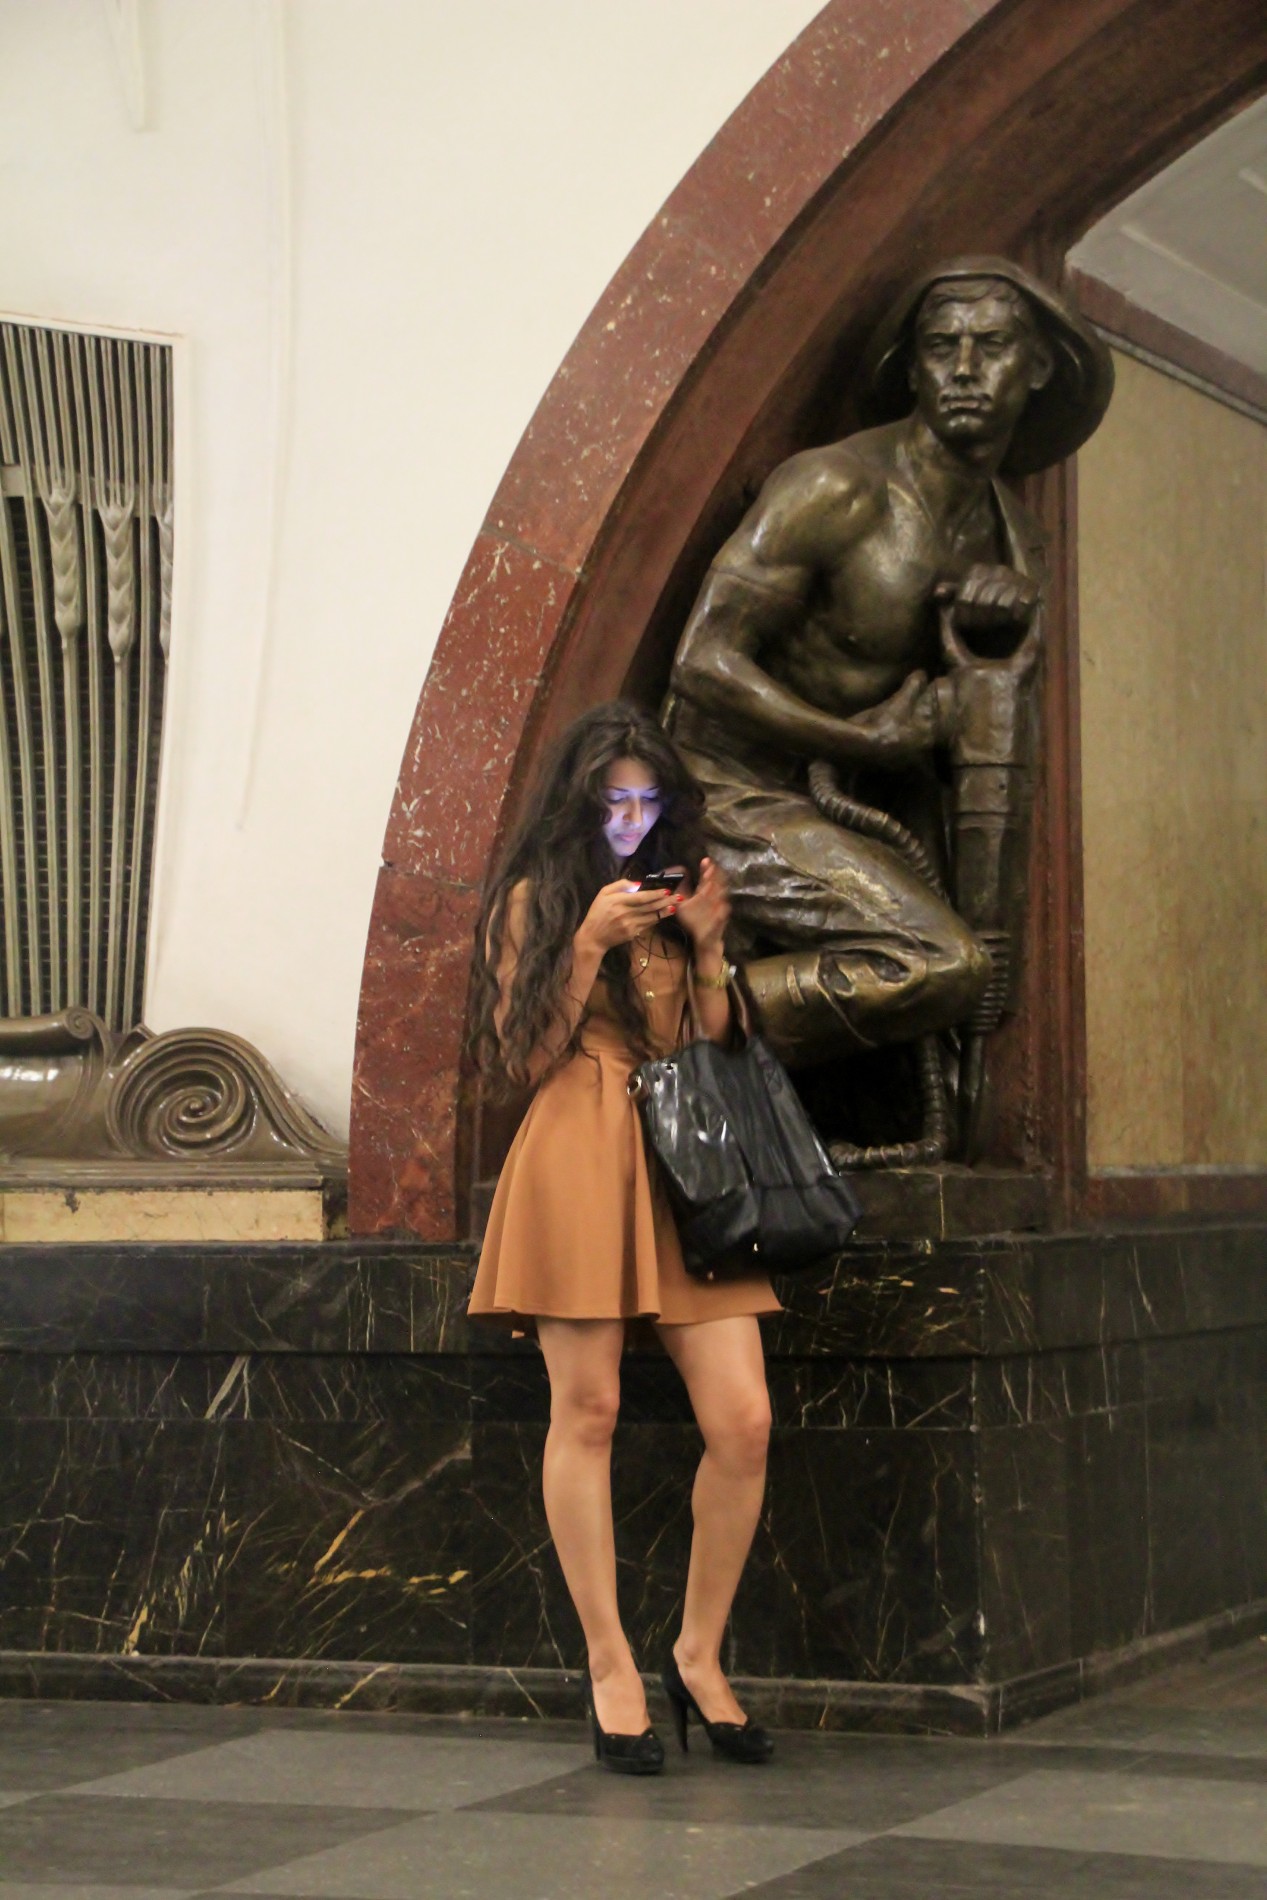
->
0 0 823 1134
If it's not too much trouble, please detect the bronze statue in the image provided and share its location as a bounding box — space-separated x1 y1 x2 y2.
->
664 258 1113 1161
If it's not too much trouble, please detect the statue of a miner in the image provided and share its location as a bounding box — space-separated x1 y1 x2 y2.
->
664 257 1113 1160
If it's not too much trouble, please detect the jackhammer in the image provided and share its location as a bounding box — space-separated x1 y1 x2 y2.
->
810 589 1041 1165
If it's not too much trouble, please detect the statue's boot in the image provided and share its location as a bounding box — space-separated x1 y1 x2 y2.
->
742 949 876 1069
743 933 990 1069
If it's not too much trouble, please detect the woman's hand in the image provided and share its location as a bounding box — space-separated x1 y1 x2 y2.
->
673 857 730 954
576 878 676 953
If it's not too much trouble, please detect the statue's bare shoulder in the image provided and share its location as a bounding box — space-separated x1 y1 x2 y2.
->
716 431 896 588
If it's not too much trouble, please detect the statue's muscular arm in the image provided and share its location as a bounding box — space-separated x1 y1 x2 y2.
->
671 449 934 767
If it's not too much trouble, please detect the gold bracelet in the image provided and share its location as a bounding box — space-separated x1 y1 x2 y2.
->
693 962 733 991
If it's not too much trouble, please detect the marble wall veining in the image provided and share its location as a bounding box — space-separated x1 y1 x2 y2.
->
1 1232 1266 1724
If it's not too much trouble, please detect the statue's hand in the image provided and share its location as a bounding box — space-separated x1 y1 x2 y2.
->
842 670 940 764
943 565 1038 633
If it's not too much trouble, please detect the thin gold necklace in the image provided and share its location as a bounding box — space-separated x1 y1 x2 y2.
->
631 930 665 997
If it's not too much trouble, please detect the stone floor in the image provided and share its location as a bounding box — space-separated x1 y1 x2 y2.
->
0 1643 1265 1898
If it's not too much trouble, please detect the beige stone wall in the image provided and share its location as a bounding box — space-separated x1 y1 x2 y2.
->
1078 351 1267 1170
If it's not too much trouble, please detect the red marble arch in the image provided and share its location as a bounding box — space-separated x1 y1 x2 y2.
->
350 0 1267 1238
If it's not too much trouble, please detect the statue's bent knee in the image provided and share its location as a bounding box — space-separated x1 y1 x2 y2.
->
926 923 992 1029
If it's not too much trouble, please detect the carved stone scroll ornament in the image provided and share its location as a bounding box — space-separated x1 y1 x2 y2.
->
0 1012 346 1184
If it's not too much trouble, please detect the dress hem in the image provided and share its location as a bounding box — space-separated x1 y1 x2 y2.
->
467 1296 781 1329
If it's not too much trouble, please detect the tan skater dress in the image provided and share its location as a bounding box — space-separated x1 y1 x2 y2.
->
467 909 780 1332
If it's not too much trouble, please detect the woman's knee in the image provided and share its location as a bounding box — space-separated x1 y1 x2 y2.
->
947 928 992 1018
908 916 990 1034
705 1392 772 1474
551 1379 621 1449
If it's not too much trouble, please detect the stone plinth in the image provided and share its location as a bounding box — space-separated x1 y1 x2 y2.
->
1 1225 1265 1733
0 1182 328 1244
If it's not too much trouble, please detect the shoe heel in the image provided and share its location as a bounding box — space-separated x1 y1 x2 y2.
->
583 1676 601 1759
661 1669 690 1753
660 1650 774 1766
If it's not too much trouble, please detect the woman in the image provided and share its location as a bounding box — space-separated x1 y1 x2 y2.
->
467 702 779 1773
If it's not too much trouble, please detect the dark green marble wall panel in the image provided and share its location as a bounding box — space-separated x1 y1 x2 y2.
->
223 1414 471 1664
1 1227 1265 1696
977 1421 1073 1680
0 1419 226 1657
740 1427 980 1683
1067 1406 1151 1657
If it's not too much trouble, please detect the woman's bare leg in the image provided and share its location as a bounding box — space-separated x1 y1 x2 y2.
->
656 1314 771 1724
536 1317 649 1735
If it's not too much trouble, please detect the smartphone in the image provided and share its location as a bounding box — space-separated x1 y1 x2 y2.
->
637 869 686 894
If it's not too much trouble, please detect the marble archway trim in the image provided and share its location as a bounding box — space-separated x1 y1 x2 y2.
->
350 0 1267 1237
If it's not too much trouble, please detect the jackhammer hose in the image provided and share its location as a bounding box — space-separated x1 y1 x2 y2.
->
806 761 946 900
806 760 953 1171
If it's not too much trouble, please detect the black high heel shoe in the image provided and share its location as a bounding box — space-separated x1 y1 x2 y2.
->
661 1651 774 1764
583 1674 665 1775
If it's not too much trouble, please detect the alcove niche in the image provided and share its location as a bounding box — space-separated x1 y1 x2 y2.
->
350 0 1267 1242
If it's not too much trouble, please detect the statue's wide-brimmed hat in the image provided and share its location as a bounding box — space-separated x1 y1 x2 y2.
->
857 256 1114 476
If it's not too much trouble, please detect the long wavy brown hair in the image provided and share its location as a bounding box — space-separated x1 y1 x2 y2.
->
470 701 708 1089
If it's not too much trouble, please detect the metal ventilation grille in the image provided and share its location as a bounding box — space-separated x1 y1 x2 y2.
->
0 324 172 1031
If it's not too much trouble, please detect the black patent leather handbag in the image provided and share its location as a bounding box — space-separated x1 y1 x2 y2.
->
629 1028 861 1278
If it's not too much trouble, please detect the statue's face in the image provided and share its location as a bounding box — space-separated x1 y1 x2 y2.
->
910 286 1051 454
